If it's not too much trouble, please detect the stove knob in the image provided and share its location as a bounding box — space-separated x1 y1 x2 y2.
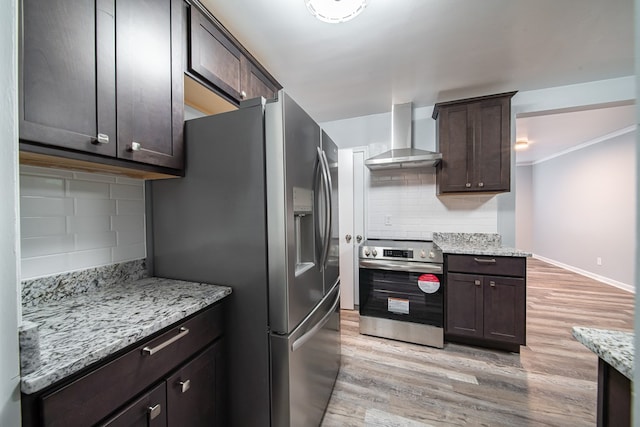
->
420 250 426 258
372 249 378 257
429 251 435 259
364 248 370 256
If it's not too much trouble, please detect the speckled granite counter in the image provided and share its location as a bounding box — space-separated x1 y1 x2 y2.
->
572 327 634 380
21 276 231 394
433 232 531 257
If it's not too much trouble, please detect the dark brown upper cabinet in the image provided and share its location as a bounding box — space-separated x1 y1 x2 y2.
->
20 0 184 174
187 2 280 104
432 92 517 194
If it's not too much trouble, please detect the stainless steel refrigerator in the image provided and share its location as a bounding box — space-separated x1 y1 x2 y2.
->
150 91 340 426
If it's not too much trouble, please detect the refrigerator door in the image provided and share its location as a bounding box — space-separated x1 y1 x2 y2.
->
270 281 341 427
266 93 325 334
321 131 340 294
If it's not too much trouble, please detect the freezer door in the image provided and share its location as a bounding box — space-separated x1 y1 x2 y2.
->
266 93 325 334
270 282 341 427
321 131 340 294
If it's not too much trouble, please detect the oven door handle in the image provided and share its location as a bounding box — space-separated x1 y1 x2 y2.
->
359 259 443 274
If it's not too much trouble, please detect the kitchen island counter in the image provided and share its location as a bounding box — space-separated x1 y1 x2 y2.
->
572 326 633 380
21 276 231 394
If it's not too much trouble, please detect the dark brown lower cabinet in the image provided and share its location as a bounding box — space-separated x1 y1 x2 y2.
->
21 303 226 427
445 255 526 352
597 358 631 427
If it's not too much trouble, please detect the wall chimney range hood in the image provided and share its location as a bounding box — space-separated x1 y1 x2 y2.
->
365 102 442 170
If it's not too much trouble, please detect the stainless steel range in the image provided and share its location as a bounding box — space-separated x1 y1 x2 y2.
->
359 239 444 348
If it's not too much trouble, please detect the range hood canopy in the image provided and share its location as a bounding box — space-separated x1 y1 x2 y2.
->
365 102 442 170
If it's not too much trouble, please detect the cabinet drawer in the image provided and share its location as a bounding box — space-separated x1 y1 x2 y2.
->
447 254 526 277
41 303 224 427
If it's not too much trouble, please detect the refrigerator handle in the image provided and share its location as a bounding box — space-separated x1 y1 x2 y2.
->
320 149 332 268
291 287 340 352
313 148 324 268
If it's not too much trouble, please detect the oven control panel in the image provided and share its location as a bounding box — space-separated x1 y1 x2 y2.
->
359 240 443 264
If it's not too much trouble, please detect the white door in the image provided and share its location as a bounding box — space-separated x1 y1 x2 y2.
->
338 147 368 309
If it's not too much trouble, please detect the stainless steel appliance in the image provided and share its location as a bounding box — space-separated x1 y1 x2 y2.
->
150 92 340 427
359 239 444 348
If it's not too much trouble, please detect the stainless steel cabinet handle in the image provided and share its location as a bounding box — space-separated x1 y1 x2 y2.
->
128 142 141 152
473 257 496 264
179 379 191 393
465 183 471 188
345 234 352 243
356 235 362 243
478 182 484 188
147 404 162 420
141 327 189 356
240 90 247 99
93 133 110 145
474 280 481 286
489 281 496 287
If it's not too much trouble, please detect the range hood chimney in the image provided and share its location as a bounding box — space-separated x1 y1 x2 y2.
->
365 102 442 170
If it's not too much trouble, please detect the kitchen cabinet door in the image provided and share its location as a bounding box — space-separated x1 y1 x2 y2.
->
166 340 226 427
188 5 243 101
100 383 167 427
240 56 278 101
116 0 184 169
20 0 116 157
434 92 516 194
483 275 526 344
446 273 483 339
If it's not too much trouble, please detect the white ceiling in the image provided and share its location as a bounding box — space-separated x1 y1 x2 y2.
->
201 0 635 163
515 104 637 165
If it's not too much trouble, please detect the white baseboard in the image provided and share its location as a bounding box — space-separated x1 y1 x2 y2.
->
533 254 635 294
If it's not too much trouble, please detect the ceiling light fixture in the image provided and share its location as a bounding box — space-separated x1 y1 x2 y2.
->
305 0 368 24
515 140 529 150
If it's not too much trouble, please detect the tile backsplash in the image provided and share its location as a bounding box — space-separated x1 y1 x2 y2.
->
367 170 498 239
20 166 146 279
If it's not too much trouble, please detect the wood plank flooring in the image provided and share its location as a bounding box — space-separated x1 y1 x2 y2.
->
321 258 635 426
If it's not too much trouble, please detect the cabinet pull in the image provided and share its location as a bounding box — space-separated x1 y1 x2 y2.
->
141 327 189 356
92 133 110 145
127 142 142 152
474 280 481 286
240 90 247 99
179 379 191 393
478 182 484 188
147 404 162 420
489 281 496 287
465 183 471 188
474 257 496 264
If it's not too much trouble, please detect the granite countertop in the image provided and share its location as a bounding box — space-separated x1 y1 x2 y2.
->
21 277 231 394
572 326 634 380
433 232 531 257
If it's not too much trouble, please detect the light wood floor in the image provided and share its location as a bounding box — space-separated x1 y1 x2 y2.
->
321 258 635 426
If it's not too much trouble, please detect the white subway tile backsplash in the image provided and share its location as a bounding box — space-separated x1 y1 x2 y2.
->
111 215 144 232
19 166 146 280
75 199 116 216
110 183 144 200
69 248 112 270
20 175 65 197
21 254 71 279
112 243 145 263
20 217 66 238
68 216 111 233
21 235 74 258
117 200 145 215
75 231 117 251
67 180 110 199
21 197 74 217
367 169 498 238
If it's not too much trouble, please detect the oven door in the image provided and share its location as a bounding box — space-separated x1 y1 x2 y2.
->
358 261 443 328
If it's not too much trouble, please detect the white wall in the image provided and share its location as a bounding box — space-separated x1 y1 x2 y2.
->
634 0 640 418
0 0 22 424
19 166 147 280
530 130 636 289
515 165 533 251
